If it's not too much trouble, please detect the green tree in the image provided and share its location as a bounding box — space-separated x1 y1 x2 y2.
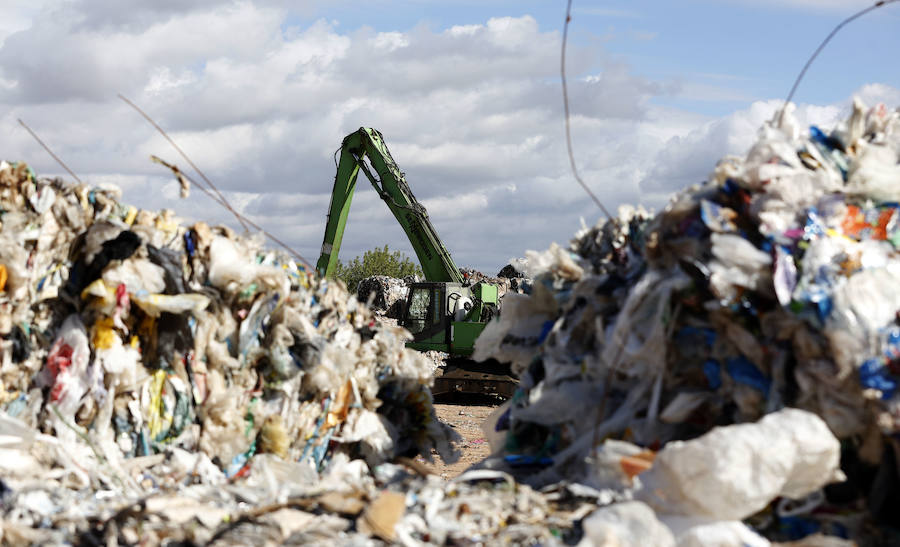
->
334 244 423 293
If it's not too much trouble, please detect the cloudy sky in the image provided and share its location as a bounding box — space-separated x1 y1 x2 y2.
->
2 1 899 273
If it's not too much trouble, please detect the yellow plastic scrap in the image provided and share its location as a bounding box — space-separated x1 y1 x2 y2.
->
141 369 191 446
0 264 6 292
146 369 173 440
155 210 179 236
257 414 290 459
123 205 138 226
80 279 115 304
77 185 91 213
92 317 117 350
825 227 854 242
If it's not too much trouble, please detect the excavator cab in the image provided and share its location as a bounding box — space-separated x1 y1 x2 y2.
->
401 281 513 397
402 282 450 351
404 283 442 337
401 282 498 356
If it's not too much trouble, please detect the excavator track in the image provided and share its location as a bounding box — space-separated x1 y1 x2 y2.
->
432 358 517 399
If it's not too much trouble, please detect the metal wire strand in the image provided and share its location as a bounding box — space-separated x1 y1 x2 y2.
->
153 156 311 266
118 94 250 231
119 95 312 266
17 119 84 184
780 0 898 124
562 0 614 220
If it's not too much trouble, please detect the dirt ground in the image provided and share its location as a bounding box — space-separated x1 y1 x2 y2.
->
416 398 502 479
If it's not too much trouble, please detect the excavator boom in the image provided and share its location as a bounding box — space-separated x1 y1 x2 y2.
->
316 127 464 283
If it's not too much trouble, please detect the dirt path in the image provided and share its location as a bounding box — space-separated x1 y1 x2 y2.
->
417 400 501 479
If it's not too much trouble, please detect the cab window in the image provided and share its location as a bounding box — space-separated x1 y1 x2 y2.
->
406 287 431 334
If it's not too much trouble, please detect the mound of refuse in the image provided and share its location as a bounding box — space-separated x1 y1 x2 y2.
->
0 161 461 543
473 98 900 544
357 275 411 319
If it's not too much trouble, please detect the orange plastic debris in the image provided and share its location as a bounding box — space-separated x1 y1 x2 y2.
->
620 450 656 479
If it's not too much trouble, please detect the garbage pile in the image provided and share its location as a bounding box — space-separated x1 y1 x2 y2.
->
357 275 410 319
473 98 900 544
461 266 529 298
0 160 463 542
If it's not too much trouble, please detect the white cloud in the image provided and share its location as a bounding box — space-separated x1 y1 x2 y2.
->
855 83 900 106
0 0 54 45
144 67 197 96
421 193 489 219
448 24 480 37
484 16 540 50
370 31 409 51
0 2 287 103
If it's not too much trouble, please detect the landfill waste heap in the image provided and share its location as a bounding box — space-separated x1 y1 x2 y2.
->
0 161 467 544
473 98 900 544
0 98 895 546
356 275 414 320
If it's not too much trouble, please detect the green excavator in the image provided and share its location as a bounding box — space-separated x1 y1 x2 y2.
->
316 127 515 397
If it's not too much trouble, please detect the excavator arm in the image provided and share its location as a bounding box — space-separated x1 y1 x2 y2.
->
316 127 464 284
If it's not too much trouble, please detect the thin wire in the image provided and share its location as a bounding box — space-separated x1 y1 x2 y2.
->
152 155 230 209
562 0 613 220
780 0 897 124
153 156 311 266
118 94 250 231
20 114 309 266
17 119 83 184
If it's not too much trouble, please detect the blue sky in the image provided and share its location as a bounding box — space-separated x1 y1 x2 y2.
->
1 1 898 272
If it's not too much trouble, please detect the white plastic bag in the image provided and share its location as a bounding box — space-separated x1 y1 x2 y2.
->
132 293 210 318
577 501 675 547
207 235 287 292
637 408 843 521
660 516 770 547
846 140 900 202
